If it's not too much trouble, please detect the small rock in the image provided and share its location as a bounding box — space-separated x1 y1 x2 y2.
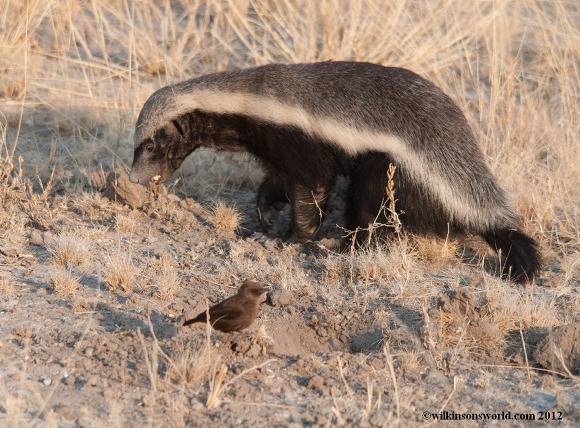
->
315 415 330 426
267 287 292 307
105 167 151 209
533 324 579 375
30 230 44 246
246 342 262 359
84 347 94 357
167 194 181 203
87 375 98 387
307 375 325 392
42 231 55 246
42 377 52 386
231 335 253 355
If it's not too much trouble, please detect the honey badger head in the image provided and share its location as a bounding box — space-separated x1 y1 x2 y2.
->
129 107 241 185
129 119 189 185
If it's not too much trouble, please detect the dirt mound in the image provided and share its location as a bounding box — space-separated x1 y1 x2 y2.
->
100 167 152 209
533 324 580 375
268 316 333 357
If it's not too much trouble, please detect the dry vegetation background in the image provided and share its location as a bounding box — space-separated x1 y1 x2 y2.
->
0 0 579 426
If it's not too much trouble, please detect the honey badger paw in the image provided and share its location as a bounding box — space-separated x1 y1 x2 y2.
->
300 240 330 258
256 173 289 233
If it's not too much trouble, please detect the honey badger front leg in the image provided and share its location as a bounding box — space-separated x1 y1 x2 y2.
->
256 171 289 232
290 182 330 241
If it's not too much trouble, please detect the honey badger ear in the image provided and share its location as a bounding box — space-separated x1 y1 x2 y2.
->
169 119 185 137
154 119 185 143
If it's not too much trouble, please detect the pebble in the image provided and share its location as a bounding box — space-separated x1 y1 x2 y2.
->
307 375 325 391
268 287 292 307
88 375 98 387
42 231 55 246
30 230 44 246
43 377 52 386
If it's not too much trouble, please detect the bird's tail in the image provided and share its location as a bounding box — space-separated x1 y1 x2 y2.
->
482 228 541 284
182 313 206 326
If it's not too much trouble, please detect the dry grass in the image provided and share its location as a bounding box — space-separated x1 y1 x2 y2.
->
415 236 459 267
115 211 138 234
49 268 79 295
50 234 91 269
104 251 139 292
208 201 241 233
154 255 181 300
164 339 219 389
0 276 16 294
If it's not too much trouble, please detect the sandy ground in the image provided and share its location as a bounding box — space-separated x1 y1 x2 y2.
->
0 160 578 426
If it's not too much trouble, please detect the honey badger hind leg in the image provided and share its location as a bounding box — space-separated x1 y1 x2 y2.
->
347 154 541 283
345 152 452 249
345 153 391 248
289 181 332 242
256 170 289 233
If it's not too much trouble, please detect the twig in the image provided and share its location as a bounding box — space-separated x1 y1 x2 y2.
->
137 330 157 392
384 344 400 420
336 356 353 398
437 375 458 414
519 322 531 380
223 358 276 388
476 364 575 379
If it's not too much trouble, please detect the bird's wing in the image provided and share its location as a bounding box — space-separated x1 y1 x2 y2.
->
183 298 244 326
209 301 245 324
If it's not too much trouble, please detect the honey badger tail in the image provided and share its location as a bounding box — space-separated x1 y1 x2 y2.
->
482 228 541 284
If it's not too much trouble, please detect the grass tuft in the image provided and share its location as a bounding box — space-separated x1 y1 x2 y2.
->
50 234 91 268
209 201 241 233
104 252 139 292
49 268 79 295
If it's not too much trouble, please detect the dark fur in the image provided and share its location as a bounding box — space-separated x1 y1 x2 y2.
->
482 229 541 284
130 62 541 283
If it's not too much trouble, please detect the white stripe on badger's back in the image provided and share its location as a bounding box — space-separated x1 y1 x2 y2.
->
138 89 514 230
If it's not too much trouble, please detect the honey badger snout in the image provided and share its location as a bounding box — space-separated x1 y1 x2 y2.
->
128 170 140 184
128 158 164 185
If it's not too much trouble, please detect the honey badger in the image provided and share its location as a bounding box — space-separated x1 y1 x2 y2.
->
129 61 540 283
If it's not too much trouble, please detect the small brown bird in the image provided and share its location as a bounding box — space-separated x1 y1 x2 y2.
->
183 280 268 333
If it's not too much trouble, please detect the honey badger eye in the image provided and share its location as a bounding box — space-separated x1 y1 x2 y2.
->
143 141 154 152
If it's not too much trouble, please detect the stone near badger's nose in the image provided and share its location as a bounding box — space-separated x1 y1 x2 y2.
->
128 171 139 184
